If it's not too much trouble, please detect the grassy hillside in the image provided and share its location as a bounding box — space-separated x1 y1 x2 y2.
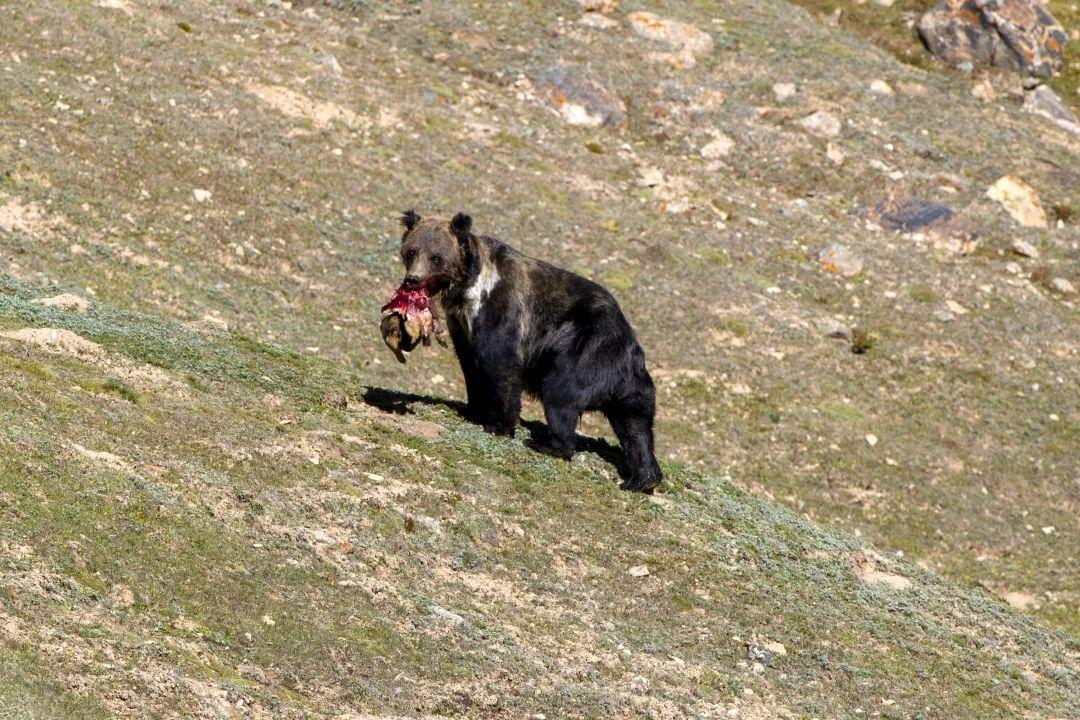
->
0 0 1078 715
0 276 1077 717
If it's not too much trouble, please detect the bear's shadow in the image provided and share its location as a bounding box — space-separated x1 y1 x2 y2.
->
359 386 631 482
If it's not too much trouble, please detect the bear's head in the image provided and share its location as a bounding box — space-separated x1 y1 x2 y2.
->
397 210 473 293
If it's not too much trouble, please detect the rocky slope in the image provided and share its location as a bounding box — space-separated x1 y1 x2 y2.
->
0 277 1077 718
0 0 1078 716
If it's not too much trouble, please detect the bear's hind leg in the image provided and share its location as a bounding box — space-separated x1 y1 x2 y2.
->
538 401 580 460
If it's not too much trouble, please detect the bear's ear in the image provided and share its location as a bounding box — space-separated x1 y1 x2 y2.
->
400 209 421 232
450 212 472 240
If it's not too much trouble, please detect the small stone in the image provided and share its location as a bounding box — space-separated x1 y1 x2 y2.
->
772 82 797 102
934 310 956 322
261 614 275 626
826 143 845 166
430 604 466 626
987 176 1048 229
627 564 650 577
971 78 996 102
1041 525 1055 535
317 53 342 76
701 134 735 159
869 79 895 95
817 244 863 277
1011 239 1040 258
865 434 879 447
192 188 212 203
945 299 969 315
1050 277 1075 294
798 110 841 138
763 641 787 657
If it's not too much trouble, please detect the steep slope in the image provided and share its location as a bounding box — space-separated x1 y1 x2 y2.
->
0 277 1078 718
0 0 1077 641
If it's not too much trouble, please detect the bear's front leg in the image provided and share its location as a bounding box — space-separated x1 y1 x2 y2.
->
473 320 523 438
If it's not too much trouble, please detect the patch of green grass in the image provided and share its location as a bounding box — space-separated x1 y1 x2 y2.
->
78 377 140 404
820 400 865 421
599 270 634 292
716 315 750 338
907 283 938 303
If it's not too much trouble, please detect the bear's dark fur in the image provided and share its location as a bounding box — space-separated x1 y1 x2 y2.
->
396 210 662 492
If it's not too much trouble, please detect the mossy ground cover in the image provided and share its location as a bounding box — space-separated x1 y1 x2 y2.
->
0 281 1077 716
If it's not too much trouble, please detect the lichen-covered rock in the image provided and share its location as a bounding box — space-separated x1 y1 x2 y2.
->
627 11 714 67
1023 84 1080 134
987 175 1048 228
917 0 1068 78
534 63 627 129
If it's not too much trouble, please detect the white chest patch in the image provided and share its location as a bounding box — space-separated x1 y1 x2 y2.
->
461 264 500 336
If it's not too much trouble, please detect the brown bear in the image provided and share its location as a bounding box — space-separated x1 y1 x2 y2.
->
395 210 662 492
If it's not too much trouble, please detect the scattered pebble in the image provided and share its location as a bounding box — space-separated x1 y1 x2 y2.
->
192 188 212 203
826 142 846 166
865 434 879 447
1011 239 1040 259
945 299 969 315
701 134 735 159
430 604 466 626
627 564 651 577
798 110 841 138
869 79 895 95
1050 277 1075 294
772 82 797 102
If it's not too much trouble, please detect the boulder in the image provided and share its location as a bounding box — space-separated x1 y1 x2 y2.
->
987 176 1048 228
917 0 1068 78
1023 85 1080 135
534 64 627 129
878 199 955 232
627 12 714 67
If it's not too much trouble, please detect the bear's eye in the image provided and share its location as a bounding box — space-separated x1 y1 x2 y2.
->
403 249 416 263
430 255 443 269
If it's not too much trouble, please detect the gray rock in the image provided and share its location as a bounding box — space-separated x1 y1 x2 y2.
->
878 199 955 232
534 64 627 129
1023 85 1080 134
430 604 466 626
1050 277 1076 294
917 0 1069 78
798 111 841 138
